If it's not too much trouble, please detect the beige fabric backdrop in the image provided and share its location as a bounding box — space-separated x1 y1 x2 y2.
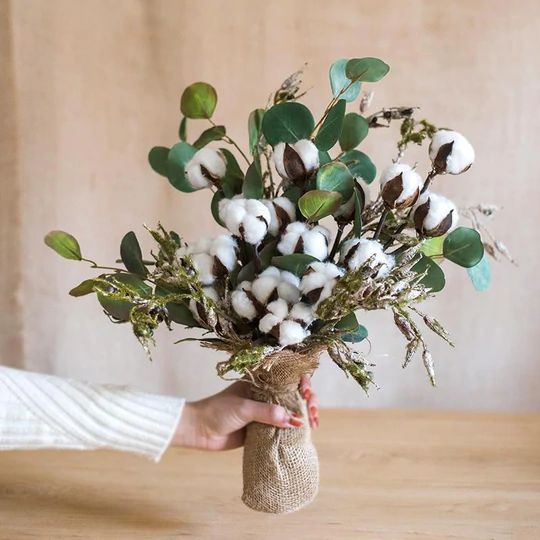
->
1 0 539 410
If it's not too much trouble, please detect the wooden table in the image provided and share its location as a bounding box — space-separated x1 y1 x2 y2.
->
1 410 539 539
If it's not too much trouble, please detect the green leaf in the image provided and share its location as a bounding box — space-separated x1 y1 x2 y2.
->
335 312 359 331
467 254 491 292
261 102 315 146
44 231 82 261
167 142 197 192
211 190 226 227
237 239 278 283
340 150 377 183
443 227 484 268
148 146 169 177
412 254 446 292
298 190 343 222
120 231 147 276
178 117 187 141
272 254 319 276
248 108 265 155
420 236 445 258
243 160 264 199
316 162 354 199
318 150 332 166
97 274 151 322
69 279 96 297
353 187 364 236
193 125 225 149
180 82 217 119
329 59 361 102
342 325 368 343
345 57 390 82
314 99 346 151
220 148 244 197
282 185 302 205
339 113 369 151
167 302 199 326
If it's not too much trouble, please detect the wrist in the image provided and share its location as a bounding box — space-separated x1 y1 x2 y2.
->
172 401 199 448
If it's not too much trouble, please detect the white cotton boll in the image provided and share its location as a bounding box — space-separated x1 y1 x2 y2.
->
209 235 238 271
340 238 395 278
190 253 216 285
262 197 296 236
218 198 270 245
293 139 319 173
277 222 330 261
231 282 257 321
267 298 289 319
412 191 459 237
379 163 422 209
241 214 268 244
300 262 343 305
258 298 288 334
289 302 314 326
276 270 301 303
278 320 310 347
185 148 227 190
303 226 330 260
251 273 279 305
273 140 319 182
429 130 475 175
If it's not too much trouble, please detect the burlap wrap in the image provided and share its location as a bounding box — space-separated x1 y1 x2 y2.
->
241 347 322 514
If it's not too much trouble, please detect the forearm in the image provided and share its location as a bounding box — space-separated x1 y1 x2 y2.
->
0 366 184 462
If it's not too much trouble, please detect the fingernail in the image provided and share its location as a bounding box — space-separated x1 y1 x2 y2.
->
309 405 317 415
288 417 303 428
303 388 312 400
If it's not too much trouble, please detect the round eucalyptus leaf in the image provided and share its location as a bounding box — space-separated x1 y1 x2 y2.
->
166 302 200 327
220 148 244 197
120 231 147 276
329 59 361 102
335 312 359 331
343 325 368 343
443 227 484 268
180 82 217 119
314 99 346 151
148 146 170 177
420 236 445 258
316 162 354 199
282 185 302 205
339 113 369 151
345 57 390 82
412 254 446 292
44 230 82 261
466 254 491 292
298 190 343 222
97 273 151 322
340 150 377 183
271 254 319 276
167 142 197 192
261 102 315 146
193 125 225 149
318 150 332 166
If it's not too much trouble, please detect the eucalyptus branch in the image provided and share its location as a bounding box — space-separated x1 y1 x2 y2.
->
82 258 125 273
208 118 250 165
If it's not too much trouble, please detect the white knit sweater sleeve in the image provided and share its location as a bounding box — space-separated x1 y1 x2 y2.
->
0 366 184 462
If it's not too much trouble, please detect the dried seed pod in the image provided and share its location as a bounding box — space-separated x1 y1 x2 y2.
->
379 164 422 210
422 349 436 386
273 139 319 184
185 147 227 190
393 311 416 341
429 130 475 175
412 192 458 237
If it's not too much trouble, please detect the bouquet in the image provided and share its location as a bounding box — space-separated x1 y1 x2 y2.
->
45 57 510 513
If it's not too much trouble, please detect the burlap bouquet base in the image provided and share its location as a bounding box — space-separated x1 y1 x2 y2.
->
241 348 322 514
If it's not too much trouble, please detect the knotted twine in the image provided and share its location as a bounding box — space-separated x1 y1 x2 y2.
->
241 346 323 514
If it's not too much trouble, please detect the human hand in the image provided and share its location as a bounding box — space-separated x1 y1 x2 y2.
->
172 376 319 451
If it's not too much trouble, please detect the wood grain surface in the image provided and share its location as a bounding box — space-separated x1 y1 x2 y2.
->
1 409 539 539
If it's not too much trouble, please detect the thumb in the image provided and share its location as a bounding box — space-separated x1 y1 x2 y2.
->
237 399 303 429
